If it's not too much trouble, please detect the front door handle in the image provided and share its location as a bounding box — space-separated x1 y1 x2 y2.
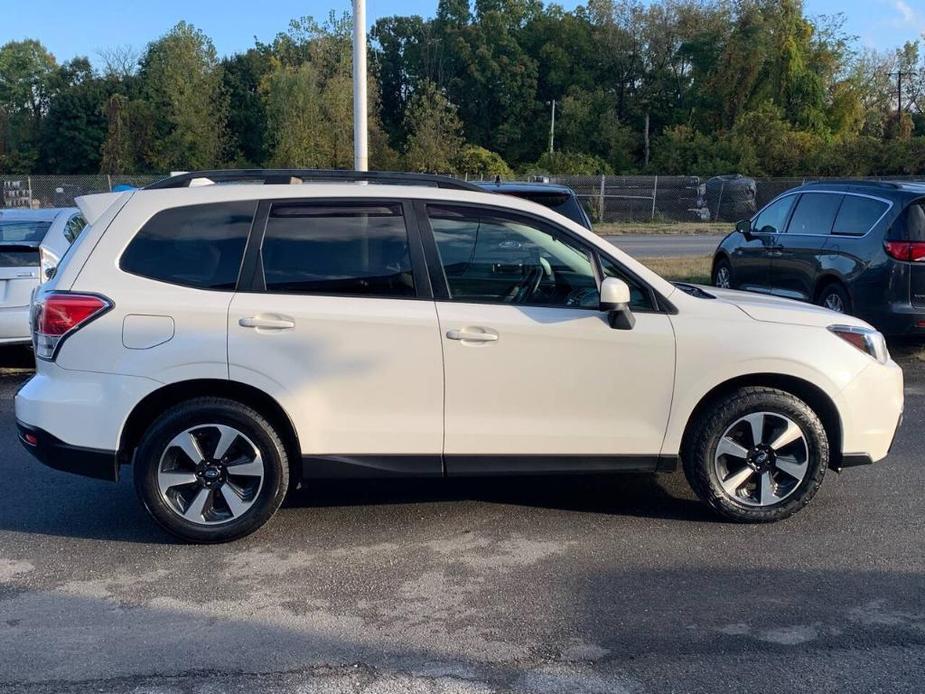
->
446 328 499 343
239 315 296 330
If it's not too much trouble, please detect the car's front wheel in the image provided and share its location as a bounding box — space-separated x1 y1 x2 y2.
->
682 387 828 522
713 258 733 289
133 397 290 543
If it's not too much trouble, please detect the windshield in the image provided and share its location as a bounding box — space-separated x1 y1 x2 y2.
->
0 220 51 244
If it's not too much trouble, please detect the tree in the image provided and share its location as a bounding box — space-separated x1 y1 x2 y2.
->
138 22 227 170
403 80 463 172
262 13 395 169
0 39 57 170
38 58 109 174
456 144 513 177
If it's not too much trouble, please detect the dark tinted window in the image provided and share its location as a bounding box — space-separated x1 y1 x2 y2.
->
752 195 795 234
120 201 255 289
905 202 925 241
429 205 598 307
261 203 415 297
832 196 888 236
786 193 843 235
64 214 86 243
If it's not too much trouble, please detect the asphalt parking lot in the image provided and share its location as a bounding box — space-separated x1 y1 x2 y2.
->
0 346 923 693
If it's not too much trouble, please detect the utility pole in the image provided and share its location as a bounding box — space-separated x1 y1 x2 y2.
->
547 99 556 154
352 0 368 171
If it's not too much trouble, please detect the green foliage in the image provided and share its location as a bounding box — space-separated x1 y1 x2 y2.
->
403 80 464 173
1 1 924 177
138 22 227 171
529 150 613 175
456 145 513 177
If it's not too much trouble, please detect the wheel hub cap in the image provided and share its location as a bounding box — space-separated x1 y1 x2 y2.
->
157 424 265 525
713 412 810 507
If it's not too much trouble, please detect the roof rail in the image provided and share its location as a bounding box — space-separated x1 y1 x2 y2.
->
144 169 483 192
801 179 903 190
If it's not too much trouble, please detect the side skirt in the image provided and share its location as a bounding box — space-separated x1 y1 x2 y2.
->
300 454 677 479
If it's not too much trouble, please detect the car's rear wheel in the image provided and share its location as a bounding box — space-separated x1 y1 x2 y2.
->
817 282 850 314
682 387 828 522
133 397 289 543
713 258 733 289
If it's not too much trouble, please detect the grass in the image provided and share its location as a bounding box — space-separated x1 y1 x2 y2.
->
637 255 713 285
594 221 730 236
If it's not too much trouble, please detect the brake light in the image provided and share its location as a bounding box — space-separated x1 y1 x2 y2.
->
884 240 925 262
33 292 112 360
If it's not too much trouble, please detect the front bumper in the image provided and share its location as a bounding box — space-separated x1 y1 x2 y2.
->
17 422 118 481
839 359 904 464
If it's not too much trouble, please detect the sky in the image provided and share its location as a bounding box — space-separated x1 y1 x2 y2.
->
0 0 922 66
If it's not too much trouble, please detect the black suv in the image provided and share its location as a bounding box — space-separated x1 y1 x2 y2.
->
475 181 593 229
712 181 925 334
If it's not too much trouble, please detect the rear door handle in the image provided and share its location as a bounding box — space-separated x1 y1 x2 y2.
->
446 328 499 343
239 315 296 330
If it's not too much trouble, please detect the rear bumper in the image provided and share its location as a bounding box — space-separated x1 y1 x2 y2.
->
17 422 118 481
0 305 31 342
860 302 925 335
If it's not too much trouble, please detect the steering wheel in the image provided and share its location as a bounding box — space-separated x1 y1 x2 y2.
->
506 265 546 304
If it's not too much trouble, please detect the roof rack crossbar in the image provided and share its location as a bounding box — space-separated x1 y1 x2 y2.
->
144 169 483 192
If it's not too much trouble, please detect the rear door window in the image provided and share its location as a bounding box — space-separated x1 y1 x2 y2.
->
786 193 843 235
832 196 888 236
120 201 255 290
260 203 416 298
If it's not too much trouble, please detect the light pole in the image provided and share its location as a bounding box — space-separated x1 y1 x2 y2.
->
547 99 556 154
353 0 368 171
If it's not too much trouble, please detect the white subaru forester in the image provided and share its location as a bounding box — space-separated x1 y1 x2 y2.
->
15 170 904 543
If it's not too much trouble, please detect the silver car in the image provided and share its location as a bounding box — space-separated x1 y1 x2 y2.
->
0 208 85 344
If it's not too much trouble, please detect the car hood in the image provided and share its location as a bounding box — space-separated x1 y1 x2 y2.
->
702 286 873 330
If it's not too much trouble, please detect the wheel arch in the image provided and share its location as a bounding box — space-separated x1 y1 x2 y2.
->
712 251 731 276
813 273 850 304
118 379 302 480
680 372 844 469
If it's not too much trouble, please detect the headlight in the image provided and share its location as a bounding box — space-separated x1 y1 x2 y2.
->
827 324 890 364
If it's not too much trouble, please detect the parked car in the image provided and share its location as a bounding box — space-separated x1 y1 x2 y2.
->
16 170 902 543
712 180 925 334
476 180 593 229
0 207 85 345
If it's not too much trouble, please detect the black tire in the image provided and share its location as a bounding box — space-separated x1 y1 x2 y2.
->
133 397 290 543
816 282 851 315
682 387 828 523
712 257 733 289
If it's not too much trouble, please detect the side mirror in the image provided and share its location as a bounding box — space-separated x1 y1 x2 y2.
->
736 218 753 240
600 277 635 330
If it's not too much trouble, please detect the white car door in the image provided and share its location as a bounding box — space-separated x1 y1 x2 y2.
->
419 202 676 473
227 199 445 477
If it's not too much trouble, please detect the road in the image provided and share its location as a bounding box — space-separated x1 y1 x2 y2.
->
0 347 923 693
601 233 724 257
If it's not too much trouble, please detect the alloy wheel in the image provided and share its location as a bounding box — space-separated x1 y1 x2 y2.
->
157 424 264 525
715 266 731 289
713 412 809 507
823 292 845 313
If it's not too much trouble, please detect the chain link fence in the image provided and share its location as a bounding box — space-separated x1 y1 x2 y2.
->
4 173 924 224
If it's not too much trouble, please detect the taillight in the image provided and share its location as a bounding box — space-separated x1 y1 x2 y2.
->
884 240 925 262
32 292 112 360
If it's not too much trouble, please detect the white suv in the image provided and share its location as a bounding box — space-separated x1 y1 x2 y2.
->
15 170 904 543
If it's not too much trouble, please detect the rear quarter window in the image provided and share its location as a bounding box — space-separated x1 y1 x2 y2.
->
905 202 925 241
120 201 256 290
832 196 889 236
